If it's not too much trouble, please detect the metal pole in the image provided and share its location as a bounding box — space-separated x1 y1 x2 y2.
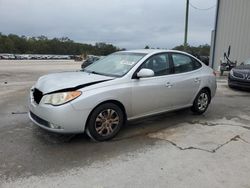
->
184 0 189 50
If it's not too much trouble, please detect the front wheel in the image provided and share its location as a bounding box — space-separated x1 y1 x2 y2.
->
86 103 124 141
191 89 211 115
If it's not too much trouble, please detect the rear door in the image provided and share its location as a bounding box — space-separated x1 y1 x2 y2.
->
169 53 202 108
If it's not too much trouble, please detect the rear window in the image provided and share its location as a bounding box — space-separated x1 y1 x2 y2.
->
192 58 202 69
172 53 202 74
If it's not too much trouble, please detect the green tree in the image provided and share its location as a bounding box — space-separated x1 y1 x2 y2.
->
0 33 121 55
173 44 210 57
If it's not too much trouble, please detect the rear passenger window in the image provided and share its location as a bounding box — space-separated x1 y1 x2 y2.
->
172 54 201 73
192 59 202 69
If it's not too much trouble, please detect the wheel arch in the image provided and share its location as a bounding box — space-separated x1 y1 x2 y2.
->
85 99 127 131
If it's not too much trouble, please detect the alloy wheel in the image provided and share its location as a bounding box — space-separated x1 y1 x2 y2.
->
95 109 120 136
197 93 208 111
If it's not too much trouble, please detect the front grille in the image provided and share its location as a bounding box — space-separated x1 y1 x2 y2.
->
33 88 43 104
30 111 50 128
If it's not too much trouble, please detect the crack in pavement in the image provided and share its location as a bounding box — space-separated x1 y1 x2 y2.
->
162 135 249 154
189 120 250 131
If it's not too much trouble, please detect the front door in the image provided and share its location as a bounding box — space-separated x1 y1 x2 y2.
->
131 53 174 118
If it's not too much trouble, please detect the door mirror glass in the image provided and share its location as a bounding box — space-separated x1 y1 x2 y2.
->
137 68 154 78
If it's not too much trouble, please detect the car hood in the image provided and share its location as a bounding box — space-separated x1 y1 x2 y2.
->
35 71 114 94
233 64 250 71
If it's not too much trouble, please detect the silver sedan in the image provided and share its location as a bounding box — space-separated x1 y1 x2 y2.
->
29 49 217 141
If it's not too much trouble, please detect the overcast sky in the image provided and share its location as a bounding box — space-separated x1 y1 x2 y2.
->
0 0 216 49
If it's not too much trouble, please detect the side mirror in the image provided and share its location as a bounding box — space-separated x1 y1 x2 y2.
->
137 68 154 78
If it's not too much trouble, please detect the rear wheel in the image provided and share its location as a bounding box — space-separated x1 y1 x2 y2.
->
191 89 210 115
228 79 233 89
86 103 124 141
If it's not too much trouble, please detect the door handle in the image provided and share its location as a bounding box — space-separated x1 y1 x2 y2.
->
165 82 173 88
194 78 201 83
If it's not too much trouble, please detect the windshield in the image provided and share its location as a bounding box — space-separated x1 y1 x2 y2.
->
84 52 146 77
244 58 250 65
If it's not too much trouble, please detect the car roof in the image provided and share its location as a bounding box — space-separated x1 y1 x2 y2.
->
121 49 190 56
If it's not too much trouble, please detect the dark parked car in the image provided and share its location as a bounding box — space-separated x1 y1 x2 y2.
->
228 58 250 90
199 56 209 66
81 56 101 69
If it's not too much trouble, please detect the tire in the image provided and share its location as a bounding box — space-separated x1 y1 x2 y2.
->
228 79 234 89
191 89 211 115
220 70 224 76
86 103 124 141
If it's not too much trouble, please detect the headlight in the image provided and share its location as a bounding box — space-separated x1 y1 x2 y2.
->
41 91 82 106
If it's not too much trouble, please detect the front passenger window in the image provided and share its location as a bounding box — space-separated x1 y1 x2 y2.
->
140 54 170 76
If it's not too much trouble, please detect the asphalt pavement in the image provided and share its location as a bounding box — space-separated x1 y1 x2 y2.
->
0 61 250 188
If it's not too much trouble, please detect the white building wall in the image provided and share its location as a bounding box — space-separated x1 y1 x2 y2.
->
212 0 250 70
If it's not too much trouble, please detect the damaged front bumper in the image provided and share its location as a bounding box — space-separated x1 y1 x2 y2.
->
28 89 91 134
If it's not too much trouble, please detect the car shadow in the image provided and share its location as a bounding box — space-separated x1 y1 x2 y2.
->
115 108 193 141
228 86 250 92
32 108 193 144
